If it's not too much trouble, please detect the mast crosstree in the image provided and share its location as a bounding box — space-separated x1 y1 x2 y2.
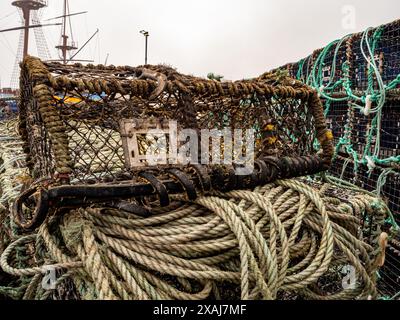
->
1 1 96 88
0 0 58 88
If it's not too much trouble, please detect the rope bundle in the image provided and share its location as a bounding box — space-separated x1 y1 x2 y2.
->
0 178 386 300
0 119 30 251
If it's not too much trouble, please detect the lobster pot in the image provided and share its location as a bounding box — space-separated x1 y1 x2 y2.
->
18 57 333 189
271 18 400 299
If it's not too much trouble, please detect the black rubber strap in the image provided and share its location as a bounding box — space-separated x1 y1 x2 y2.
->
262 156 280 181
190 164 211 192
139 171 170 207
167 168 197 201
254 159 269 185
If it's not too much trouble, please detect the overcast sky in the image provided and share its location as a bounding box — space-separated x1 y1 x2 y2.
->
0 0 399 86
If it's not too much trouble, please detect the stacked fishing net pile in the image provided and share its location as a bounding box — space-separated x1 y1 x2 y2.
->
0 119 31 298
270 18 400 299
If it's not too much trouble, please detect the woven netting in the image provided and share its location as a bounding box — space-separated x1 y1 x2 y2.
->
18 56 334 186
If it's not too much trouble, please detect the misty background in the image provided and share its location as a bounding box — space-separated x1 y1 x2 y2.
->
0 0 399 86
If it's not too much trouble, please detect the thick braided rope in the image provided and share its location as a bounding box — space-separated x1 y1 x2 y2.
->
0 178 385 300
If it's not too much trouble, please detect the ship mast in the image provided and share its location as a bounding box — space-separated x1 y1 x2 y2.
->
0 1 61 88
49 0 97 64
0 1 59 59
14 0 46 58
55 0 77 64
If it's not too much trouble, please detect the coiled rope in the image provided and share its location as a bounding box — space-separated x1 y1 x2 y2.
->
0 178 386 300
